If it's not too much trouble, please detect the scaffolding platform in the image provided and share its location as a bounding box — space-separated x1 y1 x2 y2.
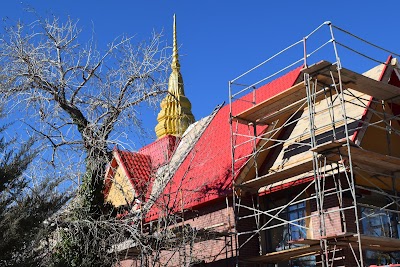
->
290 233 400 252
241 158 314 190
246 245 321 263
229 23 400 266
233 61 400 126
306 61 400 104
241 138 400 191
247 234 400 264
312 141 400 175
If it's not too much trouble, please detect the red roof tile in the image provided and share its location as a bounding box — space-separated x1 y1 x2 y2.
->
145 67 302 220
139 135 178 168
104 150 153 200
117 150 152 197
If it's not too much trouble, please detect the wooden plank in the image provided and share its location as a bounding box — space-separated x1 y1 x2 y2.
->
304 60 400 104
325 146 400 174
235 82 306 124
247 234 400 263
359 235 400 250
289 238 320 246
302 60 333 76
259 87 328 125
311 140 400 174
310 140 346 154
241 158 314 190
241 138 400 190
246 245 320 263
345 235 400 252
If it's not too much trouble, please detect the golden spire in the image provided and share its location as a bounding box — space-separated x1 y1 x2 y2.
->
171 14 180 71
155 14 195 139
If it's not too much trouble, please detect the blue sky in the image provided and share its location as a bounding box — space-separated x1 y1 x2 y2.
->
1 0 399 146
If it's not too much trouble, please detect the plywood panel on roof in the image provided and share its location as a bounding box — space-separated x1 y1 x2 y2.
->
360 102 400 158
239 88 370 190
258 90 366 179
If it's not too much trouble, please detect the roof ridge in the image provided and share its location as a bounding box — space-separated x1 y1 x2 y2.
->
142 103 223 215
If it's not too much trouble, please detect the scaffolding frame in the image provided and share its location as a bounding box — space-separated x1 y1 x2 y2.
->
229 22 400 267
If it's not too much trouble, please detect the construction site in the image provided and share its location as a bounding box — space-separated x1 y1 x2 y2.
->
229 21 400 266
107 20 400 267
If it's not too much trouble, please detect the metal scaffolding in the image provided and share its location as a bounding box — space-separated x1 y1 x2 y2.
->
229 22 400 267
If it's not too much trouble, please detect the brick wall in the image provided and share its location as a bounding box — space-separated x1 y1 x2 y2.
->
236 196 262 265
116 198 246 266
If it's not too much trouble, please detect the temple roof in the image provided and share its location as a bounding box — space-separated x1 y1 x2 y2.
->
145 66 303 220
105 58 400 220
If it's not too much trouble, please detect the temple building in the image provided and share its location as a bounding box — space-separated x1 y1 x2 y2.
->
104 17 400 267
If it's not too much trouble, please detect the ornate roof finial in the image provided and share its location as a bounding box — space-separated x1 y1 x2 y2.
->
171 14 180 71
155 14 195 139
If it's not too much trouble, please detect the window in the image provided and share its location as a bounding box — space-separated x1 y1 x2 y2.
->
277 201 315 267
361 205 400 265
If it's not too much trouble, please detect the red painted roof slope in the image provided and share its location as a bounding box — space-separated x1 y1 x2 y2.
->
146 67 302 220
139 135 178 169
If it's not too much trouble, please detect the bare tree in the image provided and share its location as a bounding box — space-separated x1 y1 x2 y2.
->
0 14 225 267
0 15 170 213
50 155 210 267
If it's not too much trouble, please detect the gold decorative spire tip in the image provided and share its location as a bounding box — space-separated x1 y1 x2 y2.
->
172 14 180 70
154 14 195 139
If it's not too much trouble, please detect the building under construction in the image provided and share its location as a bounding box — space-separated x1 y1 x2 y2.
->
106 20 400 267
229 21 400 266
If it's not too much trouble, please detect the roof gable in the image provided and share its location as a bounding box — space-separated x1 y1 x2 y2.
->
104 150 152 207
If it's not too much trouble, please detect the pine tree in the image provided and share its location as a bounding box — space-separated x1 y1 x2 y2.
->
0 131 70 266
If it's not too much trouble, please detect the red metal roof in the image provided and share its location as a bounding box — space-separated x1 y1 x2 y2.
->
145 67 302 220
139 135 178 169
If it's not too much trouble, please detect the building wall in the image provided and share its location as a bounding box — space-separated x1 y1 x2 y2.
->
116 197 263 267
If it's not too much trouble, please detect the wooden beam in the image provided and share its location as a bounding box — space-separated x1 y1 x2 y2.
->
311 140 400 175
241 138 400 191
246 245 320 263
304 60 400 104
310 140 346 154
234 82 306 125
258 88 328 125
241 157 314 190
325 146 400 174
353 235 400 252
288 238 320 246
235 60 400 127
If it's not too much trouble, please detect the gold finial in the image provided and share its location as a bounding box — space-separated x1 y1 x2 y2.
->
171 14 180 70
154 14 195 139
